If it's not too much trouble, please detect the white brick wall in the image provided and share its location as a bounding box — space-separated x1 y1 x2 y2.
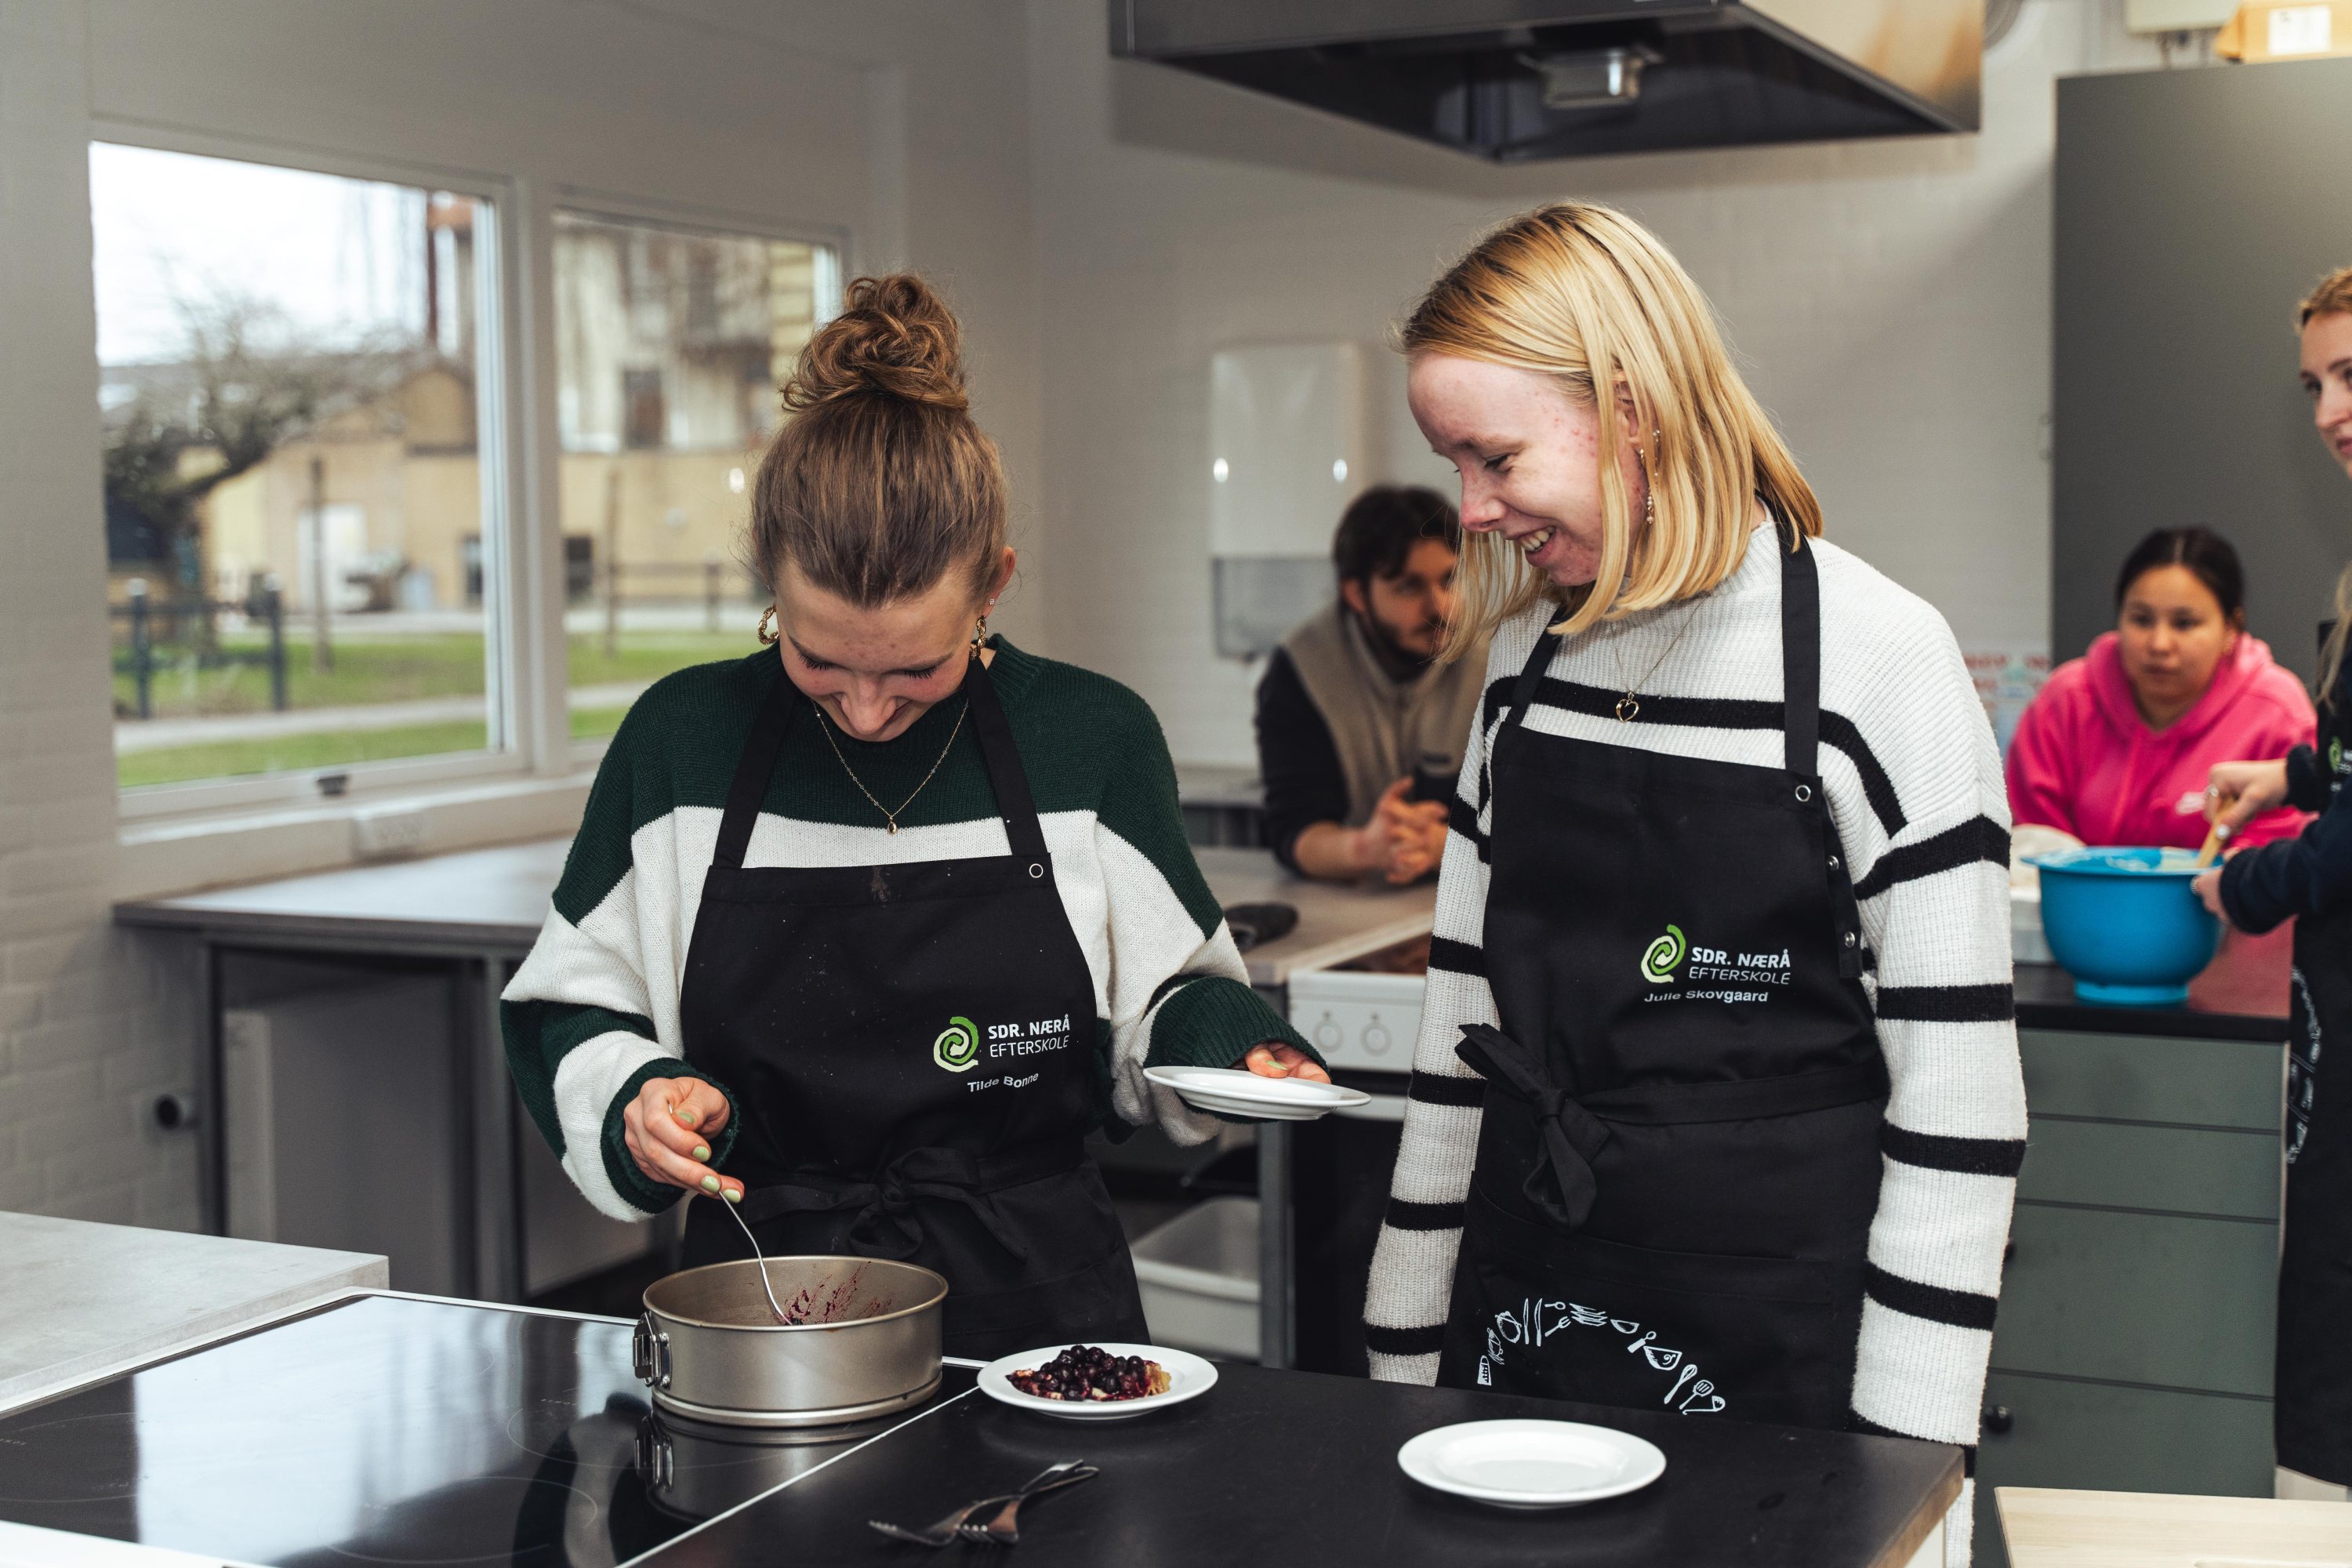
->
0 0 205 1228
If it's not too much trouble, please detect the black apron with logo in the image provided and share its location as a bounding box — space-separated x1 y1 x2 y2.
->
674 654 1149 1361
2277 648 2352 1483
1436 525 1889 1430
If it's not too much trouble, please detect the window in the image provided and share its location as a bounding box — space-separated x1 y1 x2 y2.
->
92 143 507 794
550 210 837 742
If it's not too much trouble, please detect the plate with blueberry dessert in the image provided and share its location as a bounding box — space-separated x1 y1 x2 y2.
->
977 1342 1218 1420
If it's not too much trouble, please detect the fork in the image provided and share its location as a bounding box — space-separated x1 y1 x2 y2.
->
867 1461 1089 1548
957 1463 1098 1546
868 1493 1014 1549
709 1185 789 1325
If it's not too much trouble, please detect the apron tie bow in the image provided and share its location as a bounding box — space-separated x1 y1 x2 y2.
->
1454 1024 1612 1231
742 1146 1035 1263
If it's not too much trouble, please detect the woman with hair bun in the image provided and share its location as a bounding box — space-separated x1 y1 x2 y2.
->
502 274 1323 1356
1362 205 2024 1560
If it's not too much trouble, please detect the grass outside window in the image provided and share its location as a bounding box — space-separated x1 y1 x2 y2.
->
114 631 738 788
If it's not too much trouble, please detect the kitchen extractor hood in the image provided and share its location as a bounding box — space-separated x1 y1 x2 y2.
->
1107 1 1981 162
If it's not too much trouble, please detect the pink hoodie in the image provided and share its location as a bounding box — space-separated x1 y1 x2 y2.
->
2006 631 2316 850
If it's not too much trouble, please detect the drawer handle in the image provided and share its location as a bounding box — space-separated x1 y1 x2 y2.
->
1983 1404 2013 1436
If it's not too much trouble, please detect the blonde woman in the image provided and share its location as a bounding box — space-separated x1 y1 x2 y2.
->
1362 205 2024 1558
2197 266 2352 1492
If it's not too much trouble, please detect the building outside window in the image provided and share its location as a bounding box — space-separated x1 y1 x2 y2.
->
92 143 506 793
550 210 837 742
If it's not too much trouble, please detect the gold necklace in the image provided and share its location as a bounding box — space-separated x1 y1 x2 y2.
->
816 700 968 834
1611 601 1701 722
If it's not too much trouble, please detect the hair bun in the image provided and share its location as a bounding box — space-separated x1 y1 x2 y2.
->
781 273 969 414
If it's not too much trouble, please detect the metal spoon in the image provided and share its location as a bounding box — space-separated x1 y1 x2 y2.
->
710 1187 789 1325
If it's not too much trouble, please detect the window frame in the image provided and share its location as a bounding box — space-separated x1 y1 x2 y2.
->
541 190 845 773
96 125 535 821
94 137 852 822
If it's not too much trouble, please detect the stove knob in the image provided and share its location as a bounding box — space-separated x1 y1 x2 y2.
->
1313 1014 1342 1050
1363 1022 1392 1055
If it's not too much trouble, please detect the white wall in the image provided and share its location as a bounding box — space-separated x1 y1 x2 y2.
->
0 0 1041 1228
1028 0 2167 765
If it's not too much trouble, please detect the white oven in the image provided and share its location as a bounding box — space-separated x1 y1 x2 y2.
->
1287 965 1423 1085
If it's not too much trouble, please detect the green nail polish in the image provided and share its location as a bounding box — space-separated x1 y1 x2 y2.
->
693 1144 710 1162
700 1175 720 1193
674 1109 699 1128
723 1186 742 1203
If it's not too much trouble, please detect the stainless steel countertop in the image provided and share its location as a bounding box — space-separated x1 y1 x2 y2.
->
1173 763 1265 811
0 1212 385 1413
115 839 1435 985
1189 845 1434 985
117 838 570 956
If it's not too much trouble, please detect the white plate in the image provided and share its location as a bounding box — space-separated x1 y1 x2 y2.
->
1397 1419 1667 1510
977 1342 1218 1421
1142 1065 1370 1122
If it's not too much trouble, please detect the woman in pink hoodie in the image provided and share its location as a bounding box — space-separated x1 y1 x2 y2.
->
2007 526 2315 849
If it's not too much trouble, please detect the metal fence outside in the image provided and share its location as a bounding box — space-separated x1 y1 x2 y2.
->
598 557 761 652
111 581 288 720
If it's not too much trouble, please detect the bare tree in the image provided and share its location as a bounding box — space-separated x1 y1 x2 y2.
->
103 291 423 622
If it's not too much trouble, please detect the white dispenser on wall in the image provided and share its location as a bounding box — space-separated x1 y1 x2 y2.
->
1207 343 1370 659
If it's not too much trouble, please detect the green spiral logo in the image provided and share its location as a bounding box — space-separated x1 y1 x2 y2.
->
1640 924 1686 986
933 1015 980 1073
2332 737 2343 775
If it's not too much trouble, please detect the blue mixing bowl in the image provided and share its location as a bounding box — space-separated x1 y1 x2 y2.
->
2027 846 2220 1007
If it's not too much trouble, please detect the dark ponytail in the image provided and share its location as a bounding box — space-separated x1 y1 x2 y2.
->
2114 527 2246 626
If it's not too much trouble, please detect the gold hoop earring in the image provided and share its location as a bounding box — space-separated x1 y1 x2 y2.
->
1635 448 1656 528
970 615 989 654
757 604 778 646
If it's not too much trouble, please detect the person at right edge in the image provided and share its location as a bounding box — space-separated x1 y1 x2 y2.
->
2195 264 2352 1500
1360 205 2027 1566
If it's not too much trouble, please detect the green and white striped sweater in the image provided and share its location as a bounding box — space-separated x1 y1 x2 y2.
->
501 639 1308 1221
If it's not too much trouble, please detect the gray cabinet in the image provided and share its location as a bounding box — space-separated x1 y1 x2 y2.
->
1976 1027 2285 1567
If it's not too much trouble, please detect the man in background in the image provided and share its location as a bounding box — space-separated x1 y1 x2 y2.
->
1254 485 1486 884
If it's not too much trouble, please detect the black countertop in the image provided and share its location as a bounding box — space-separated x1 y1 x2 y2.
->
2016 922 2293 1042
0 1294 1958 1568
646 1362 1958 1568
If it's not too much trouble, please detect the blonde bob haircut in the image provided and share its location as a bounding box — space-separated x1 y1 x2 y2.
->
1401 202 1820 662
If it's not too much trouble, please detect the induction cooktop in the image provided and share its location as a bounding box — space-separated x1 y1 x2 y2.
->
0 1294 974 1567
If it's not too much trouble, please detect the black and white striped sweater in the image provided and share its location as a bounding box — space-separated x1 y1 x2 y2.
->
1363 525 2026 1563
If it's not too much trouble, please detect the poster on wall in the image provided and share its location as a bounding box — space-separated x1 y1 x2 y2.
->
1964 645 2051 756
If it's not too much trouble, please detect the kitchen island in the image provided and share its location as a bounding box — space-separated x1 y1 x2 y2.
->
0 1288 1959 1568
1996 1486 2352 1567
0 1212 384 1414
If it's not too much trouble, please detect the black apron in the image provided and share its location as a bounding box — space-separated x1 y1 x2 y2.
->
1436 524 1889 1430
675 653 1149 1361
2276 650 2352 1483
